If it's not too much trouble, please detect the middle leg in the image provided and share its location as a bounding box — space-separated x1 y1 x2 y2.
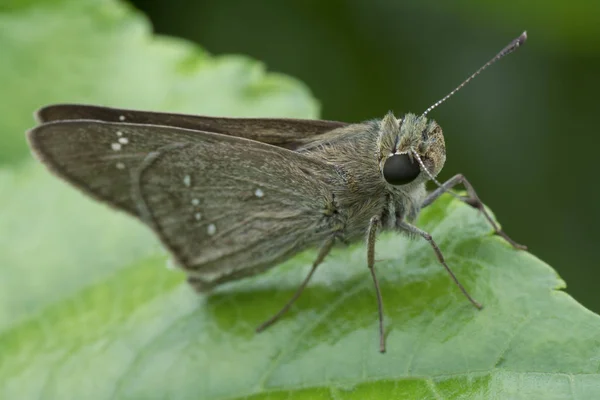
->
398 220 483 310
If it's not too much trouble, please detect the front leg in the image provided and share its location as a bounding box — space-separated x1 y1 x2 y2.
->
422 173 526 250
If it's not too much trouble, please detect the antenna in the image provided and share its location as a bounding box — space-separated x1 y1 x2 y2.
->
422 31 527 117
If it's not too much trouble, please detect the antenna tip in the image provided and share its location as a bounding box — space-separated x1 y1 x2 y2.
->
518 31 528 46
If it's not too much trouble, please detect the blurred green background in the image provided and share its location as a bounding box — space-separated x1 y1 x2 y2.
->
129 0 600 312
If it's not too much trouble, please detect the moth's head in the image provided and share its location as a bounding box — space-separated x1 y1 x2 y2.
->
377 112 446 186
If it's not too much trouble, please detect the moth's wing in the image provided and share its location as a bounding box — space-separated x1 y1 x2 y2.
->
27 121 339 290
36 104 349 150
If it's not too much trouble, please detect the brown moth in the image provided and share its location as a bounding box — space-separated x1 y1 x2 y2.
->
27 32 527 352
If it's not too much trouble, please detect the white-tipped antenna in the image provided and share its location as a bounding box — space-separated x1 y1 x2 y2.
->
422 31 527 117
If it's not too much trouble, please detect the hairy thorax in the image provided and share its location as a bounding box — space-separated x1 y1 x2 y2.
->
299 121 427 243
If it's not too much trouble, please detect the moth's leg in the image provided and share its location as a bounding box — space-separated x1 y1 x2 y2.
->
367 216 386 353
422 173 526 250
255 237 335 333
398 220 483 310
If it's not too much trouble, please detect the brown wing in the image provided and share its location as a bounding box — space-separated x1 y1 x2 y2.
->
36 104 349 150
27 120 339 289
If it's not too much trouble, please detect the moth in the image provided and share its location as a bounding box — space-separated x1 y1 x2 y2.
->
27 32 527 352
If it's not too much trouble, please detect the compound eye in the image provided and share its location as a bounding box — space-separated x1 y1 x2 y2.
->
382 154 420 185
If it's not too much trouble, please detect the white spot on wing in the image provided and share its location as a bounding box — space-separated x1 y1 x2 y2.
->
183 175 191 187
119 115 126 121
194 212 202 221
116 131 123 137
118 137 129 144
191 198 200 206
116 162 125 170
111 143 122 151
254 188 264 198
207 224 216 236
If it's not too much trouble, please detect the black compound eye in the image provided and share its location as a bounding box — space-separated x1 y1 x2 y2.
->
382 154 421 185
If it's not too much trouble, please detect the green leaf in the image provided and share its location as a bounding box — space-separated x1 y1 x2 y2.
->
3 177 600 399
3 0 600 399
0 0 318 165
